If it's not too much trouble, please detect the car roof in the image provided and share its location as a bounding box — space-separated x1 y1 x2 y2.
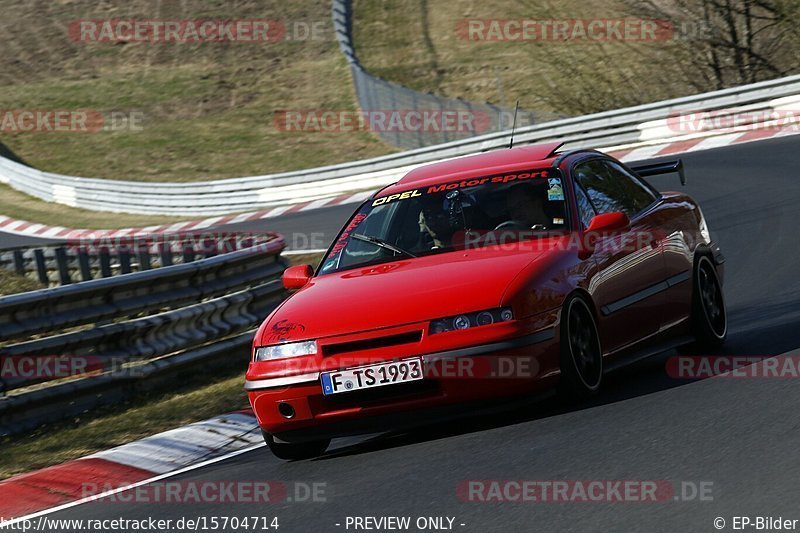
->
379 141 566 196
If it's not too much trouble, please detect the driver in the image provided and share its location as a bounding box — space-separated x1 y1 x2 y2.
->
418 202 452 249
506 184 550 229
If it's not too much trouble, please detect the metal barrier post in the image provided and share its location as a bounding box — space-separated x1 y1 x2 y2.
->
12 250 24 276
118 248 132 274
99 247 112 278
33 249 48 285
137 245 152 271
159 243 173 267
77 249 93 282
54 247 72 285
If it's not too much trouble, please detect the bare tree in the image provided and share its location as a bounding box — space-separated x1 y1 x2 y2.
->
624 0 798 89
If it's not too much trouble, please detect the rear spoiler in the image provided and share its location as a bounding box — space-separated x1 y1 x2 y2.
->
630 159 686 186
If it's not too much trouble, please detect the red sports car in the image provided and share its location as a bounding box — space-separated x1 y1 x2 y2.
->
245 141 726 460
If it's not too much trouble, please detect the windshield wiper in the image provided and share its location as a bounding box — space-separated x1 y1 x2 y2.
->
351 234 417 258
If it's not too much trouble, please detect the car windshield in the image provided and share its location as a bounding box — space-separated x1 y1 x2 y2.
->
319 168 569 274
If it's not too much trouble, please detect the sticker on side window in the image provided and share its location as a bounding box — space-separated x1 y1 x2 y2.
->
547 177 564 201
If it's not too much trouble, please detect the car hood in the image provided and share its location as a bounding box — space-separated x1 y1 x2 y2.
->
258 242 562 344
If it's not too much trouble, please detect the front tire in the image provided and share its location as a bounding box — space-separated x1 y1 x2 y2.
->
558 294 603 401
263 431 330 461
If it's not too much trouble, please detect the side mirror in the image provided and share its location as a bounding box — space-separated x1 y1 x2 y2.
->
586 211 630 233
580 212 630 258
282 264 313 290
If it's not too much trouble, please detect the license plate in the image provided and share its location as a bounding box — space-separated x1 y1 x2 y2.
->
321 358 423 396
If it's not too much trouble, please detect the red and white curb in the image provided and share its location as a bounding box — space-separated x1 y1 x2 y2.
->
603 122 800 161
0 411 261 522
0 189 376 242
1 124 799 242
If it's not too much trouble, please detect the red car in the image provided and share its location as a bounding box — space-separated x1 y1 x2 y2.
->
245 141 726 460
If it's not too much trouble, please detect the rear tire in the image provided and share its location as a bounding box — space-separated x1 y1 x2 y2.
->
263 431 330 461
558 294 603 401
681 255 727 352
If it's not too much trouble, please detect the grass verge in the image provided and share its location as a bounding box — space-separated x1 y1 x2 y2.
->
0 183 186 229
0 1 393 182
0 268 44 296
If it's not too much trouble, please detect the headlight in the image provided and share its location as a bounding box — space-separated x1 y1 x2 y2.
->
253 340 317 361
453 315 471 330
429 307 513 334
476 311 494 326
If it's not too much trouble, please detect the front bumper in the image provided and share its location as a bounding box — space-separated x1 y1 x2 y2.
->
244 329 554 392
245 319 560 442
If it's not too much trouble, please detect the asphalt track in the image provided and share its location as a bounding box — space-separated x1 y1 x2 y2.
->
12 135 800 531
0 230 60 250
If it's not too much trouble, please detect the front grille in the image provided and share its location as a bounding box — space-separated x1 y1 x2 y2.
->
323 330 422 356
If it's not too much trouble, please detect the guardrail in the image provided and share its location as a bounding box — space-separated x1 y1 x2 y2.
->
0 232 274 286
0 234 287 436
1 75 799 216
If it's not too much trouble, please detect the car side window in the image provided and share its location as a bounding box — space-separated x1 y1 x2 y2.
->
604 161 659 214
573 159 657 218
573 182 596 229
573 160 628 216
